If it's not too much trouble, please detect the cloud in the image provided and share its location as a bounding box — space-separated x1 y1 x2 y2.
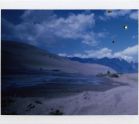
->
85 48 112 58
114 45 138 62
59 45 138 62
100 10 138 21
129 11 138 20
59 48 113 58
21 10 56 23
46 12 97 45
1 18 16 40
132 35 138 39
105 10 131 18
2 10 105 46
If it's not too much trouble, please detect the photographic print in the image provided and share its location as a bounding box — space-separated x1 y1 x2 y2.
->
1 10 138 115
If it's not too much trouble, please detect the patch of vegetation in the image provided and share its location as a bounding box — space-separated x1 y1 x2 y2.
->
107 70 111 75
35 100 42 104
110 73 119 78
96 70 119 78
49 109 64 115
26 103 35 111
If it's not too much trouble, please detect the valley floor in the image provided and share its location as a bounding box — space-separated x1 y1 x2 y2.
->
2 73 138 115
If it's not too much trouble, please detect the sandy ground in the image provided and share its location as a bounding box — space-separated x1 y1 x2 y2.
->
2 73 138 115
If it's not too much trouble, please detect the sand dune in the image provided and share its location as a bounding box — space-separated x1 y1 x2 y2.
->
2 41 116 75
1 41 137 115
3 73 138 115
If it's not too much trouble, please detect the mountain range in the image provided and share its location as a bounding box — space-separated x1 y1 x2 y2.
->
69 57 138 73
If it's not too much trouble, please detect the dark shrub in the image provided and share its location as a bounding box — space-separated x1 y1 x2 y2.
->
49 109 64 115
107 70 111 75
110 73 119 78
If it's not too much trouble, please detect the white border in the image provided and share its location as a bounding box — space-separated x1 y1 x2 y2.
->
0 0 139 124
0 0 139 9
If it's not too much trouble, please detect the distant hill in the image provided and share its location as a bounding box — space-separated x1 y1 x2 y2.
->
1 41 116 75
69 57 138 73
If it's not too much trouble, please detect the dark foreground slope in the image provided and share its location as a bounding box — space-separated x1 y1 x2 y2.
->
2 41 116 75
